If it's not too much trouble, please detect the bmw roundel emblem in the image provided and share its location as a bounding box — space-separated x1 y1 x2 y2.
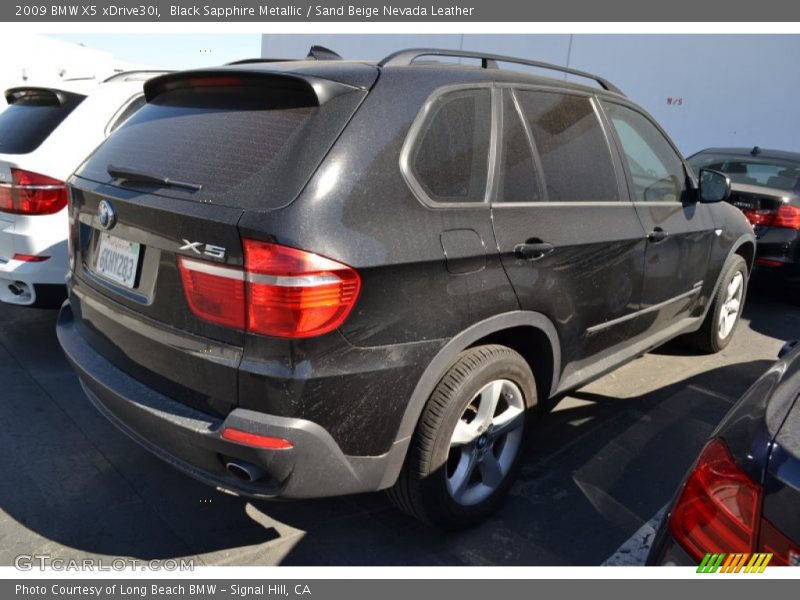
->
98 200 116 230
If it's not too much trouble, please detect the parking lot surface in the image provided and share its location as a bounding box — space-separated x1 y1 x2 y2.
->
0 281 797 566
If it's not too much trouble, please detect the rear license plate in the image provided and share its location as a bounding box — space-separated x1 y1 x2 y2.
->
94 233 140 289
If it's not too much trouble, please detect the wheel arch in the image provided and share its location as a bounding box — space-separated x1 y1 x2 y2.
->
733 237 756 274
694 233 755 327
379 311 561 488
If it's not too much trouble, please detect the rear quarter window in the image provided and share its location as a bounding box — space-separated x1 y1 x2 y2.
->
408 88 492 204
0 89 85 154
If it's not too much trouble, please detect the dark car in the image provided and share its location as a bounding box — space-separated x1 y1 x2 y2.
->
57 47 755 528
648 340 800 567
688 148 800 303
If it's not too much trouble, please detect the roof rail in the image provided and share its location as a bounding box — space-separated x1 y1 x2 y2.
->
378 48 623 95
227 45 343 66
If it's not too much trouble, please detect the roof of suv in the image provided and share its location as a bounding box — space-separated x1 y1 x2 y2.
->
210 48 626 98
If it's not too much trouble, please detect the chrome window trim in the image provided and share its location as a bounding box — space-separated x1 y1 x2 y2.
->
598 98 696 205
104 92 146 138
491 85 629 207
399 82 496 210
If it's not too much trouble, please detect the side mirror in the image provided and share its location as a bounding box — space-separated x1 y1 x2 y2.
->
698 168 731 203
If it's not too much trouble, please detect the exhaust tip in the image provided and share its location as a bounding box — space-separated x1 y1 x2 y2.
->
8 281 31 300
225 461 266 483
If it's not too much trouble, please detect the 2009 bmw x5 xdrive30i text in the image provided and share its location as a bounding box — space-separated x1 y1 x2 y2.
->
57 48 756 528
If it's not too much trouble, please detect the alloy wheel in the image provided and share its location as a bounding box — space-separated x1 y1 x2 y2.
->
446 379 526 506
718 271 744 340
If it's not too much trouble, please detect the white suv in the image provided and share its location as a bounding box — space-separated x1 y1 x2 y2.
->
0 71 167 306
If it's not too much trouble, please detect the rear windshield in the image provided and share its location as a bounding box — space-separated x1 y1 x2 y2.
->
0 89 85 154
689 152 800 193
76 78 366 209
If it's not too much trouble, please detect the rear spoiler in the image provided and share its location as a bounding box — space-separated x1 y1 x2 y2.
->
4 87 85 106
143 69 359 106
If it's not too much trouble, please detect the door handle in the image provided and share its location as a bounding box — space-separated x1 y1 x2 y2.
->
647 228 669 243
514 241 555 260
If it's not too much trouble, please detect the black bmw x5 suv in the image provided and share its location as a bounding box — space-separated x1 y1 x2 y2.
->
57 48 755 528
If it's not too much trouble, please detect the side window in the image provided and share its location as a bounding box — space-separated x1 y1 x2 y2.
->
602 102 687 203
497 92 542 202
410 88 491 204
516 90 619 202
107 95 146 135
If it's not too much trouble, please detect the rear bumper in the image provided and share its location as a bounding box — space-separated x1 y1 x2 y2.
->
754 226 800 284
57 301 405 499
0 258 67 305
753 260 800 286
0 211 68 305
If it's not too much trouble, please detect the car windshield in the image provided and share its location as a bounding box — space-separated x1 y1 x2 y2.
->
688 152 800 192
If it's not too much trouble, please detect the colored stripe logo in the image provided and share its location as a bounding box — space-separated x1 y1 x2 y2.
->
697 553 772 573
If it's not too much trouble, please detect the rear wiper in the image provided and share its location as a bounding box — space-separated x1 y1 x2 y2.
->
107 164 203 192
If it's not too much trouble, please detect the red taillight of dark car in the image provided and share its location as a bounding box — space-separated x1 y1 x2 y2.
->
773 204 800 229
178 240 361 339
669 438 761 560
742 204 800 230
0 169 68 216
670 438 800 566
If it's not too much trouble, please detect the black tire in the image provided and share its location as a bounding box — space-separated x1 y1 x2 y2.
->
387 344 537 529
683 255 748 353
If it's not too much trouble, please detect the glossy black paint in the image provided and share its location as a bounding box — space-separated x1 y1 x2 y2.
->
648 343 800 565
61 57 755 499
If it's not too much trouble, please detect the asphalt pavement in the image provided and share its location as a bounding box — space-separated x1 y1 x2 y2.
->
0 279 797 566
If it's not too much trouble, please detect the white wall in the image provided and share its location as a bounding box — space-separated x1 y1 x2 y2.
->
262 34 800 155
0 35 137 107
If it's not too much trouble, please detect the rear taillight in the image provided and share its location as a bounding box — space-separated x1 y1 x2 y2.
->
243 240 361 338
178 241 361 339
669 439 761 560
772 204 800 229
742 204 800 230
0 169 67 216
741 208 774 227
177 258 246 330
